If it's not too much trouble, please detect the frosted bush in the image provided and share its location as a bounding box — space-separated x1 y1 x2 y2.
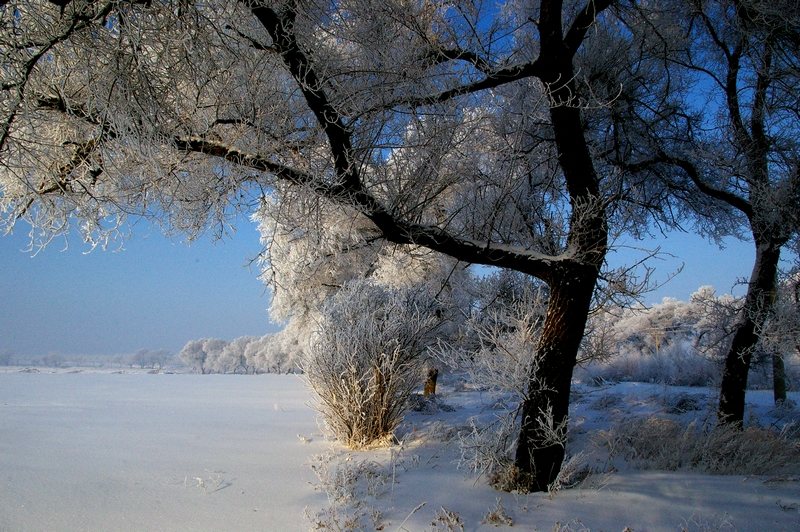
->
304 280 441 448
579 341 721 386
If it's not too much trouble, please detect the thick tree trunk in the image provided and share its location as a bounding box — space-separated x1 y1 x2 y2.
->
718 240 781 424
512 267 598 492
507 0 608 490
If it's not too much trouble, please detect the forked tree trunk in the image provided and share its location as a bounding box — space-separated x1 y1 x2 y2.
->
513 267 598 492
718 239 781 424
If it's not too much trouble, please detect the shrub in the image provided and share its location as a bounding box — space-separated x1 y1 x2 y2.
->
304 280 440 448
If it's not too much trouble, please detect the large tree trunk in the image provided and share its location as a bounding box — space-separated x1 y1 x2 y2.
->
507 0 608 491
512 266 598 492
718 239 781 424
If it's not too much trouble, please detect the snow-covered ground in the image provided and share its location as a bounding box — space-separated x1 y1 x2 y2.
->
1 371 799 531
0 372 327 531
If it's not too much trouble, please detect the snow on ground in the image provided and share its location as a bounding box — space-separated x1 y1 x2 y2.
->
0 373 327 531
1 371 799 531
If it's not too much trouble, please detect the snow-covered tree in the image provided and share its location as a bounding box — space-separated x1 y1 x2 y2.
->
626 0 800 424
0 0 697 491
178 338 228 374
241 331 301 374
130 348 172 369
254 190 472 361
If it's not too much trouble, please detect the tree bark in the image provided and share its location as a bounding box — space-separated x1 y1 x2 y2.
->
512 266 599 492
506 0 608 490
718 239 781 424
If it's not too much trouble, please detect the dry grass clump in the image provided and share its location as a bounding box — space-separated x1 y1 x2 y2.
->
306 452 390 530
487 461 532 493
598 416 800 475
482 498 514 526
431 506 464 531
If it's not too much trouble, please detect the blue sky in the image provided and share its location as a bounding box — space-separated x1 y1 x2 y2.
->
1 213 758 359
0 216 278 358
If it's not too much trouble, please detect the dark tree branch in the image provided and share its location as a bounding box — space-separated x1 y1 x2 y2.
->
248 4 359 191
725 43 752 150
628 154 753 217
175 136 562 280
750 43 772 163
360 59 545 116
423 46 495 74
564 0 615 57
224 24 277 53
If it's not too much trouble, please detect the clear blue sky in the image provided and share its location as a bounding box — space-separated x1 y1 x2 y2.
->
1 216 758 359
0 215 278 358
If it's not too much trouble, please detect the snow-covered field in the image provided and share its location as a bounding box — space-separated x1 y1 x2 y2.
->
1 371 799 531
0 373 326 531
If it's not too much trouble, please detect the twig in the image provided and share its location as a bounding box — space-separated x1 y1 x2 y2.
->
395 502 426 532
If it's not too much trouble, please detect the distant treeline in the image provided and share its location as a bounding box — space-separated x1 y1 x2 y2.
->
0 349 175 370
